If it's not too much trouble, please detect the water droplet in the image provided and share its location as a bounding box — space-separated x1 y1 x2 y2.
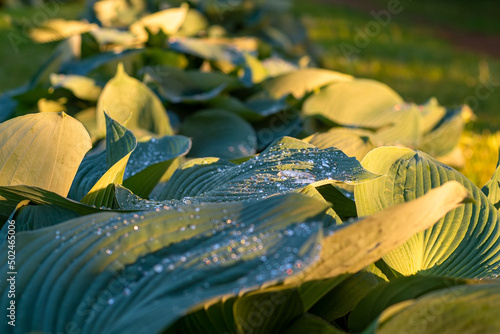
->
153 264 164 273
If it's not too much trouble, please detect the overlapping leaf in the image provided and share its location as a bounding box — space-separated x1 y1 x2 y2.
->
96 63 174 138
156 137 378 202
355 147 500 279
0 112 91 197
0 193 330 334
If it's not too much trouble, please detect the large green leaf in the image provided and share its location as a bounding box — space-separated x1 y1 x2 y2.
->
123 135 191 198
348 275 473 333
2 203 81 233
142 65 237 103
292 181 470 283
418 106 466 158
0 185 121 218
0 193 330 334
233 287 304 334
262 68 352 99
207 95 288 122
303 128 376 162
355 147 500 279
0 112 91 197
165 295 237 334
366 284 500 334
180 109 257 160
308 272 382 322
70 113 137 208
283 313 346 334
167 37 247 64
96 63 173 138
302 79 403 128
254 110 302 150
129 4 188 42
156 137 378 202
0 185 134 232
482 148 500 209
50 74 102 101
162 182 468 334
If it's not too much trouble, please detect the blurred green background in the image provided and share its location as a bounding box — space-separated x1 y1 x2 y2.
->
1 0 499 185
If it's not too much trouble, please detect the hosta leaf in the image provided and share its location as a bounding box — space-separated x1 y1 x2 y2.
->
419 97 446 134
348 275 473 333
142 65 234 103
4 204 81 233
303 128 376 162
367 284 500 334
63 49 144 77
0 112 91 197
482 149 500 209
50 74 102 101
180 109 257 160
314 184 356 219
129 4 188 42
70 114 137 207
418 106 465 158
96 63 173 138
167 276 351 334
262 68 352 99
234 287 303 334
93 0 145 28
0 185 118 218
165 296 237 334
254 111 303 150
30 19 97 43
238 53 268 86
355 147 500 279
292 181 470 282
245 94 288 118
176 8 209 37
308 272 382 322
302 79 403 128
156 137 378 202
207 96 266 121
298 184 343 225
283 313 346 334
123 135 191 198
164 180 471 334
168 37 246 64
0 193 330 334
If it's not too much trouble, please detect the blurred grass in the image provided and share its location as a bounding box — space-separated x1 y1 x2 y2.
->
0 0 499 186
0 1 82 92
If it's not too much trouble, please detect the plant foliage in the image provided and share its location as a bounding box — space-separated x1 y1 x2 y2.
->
0 0 498 333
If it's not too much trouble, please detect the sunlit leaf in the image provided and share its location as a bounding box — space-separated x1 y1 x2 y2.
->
0 112 91 197
355 147 500 279
96 63 174 138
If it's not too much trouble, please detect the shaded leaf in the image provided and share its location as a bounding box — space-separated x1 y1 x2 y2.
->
123 135 191 198
180 109 257 160
70 113 136 208
368 284 500 334
348 275 472 333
